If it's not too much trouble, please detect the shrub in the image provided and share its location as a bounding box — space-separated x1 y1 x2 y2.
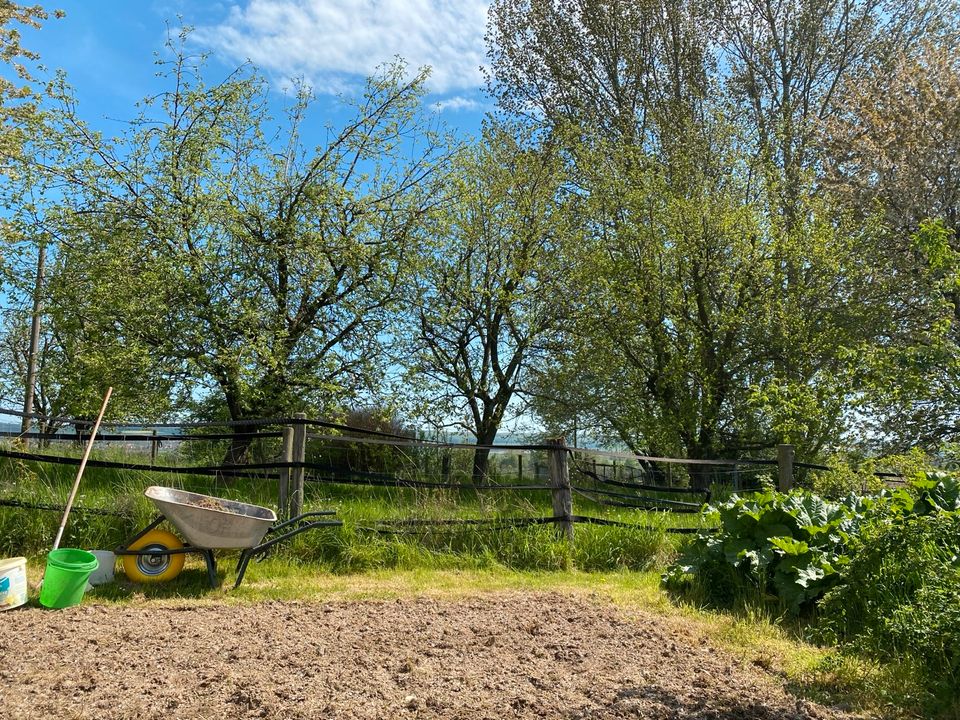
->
810 454 881 497
810 449 934 499
816 512 960 712
662 489 873 613
663 473 960 613
664 472 960 715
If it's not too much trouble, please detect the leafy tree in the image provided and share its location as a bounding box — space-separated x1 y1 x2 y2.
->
485 0 712 145
821 39 960 241
488 0 951 465
406 123 571 480
1 109 180 427
0 299 177 432
820 40 960 448
530 119 905 485
43 34 449 460
0 3 64 433
712 0 943 222
0 2 62 168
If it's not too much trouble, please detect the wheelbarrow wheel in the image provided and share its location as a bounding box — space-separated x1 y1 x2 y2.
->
123 529 185 583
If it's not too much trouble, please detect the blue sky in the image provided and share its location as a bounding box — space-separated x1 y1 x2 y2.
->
14 0 491 141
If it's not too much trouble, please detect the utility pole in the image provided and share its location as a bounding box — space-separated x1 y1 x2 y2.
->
21 243 46 438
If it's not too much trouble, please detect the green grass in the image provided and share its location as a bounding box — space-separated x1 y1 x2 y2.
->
0 443 699 571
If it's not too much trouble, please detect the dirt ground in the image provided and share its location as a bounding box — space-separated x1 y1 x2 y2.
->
0 592 849 720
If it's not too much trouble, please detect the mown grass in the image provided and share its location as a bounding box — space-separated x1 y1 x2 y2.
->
0 442 928 718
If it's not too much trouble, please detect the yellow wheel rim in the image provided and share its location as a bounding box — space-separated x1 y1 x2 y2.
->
122 529 185 583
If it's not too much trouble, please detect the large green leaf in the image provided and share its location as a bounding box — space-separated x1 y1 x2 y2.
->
913 473 960 514
769 536 809 556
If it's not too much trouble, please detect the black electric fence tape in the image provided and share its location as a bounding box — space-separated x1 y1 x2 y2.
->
0 496 129 518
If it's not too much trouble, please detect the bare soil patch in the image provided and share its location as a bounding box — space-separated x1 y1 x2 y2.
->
0 592 847 719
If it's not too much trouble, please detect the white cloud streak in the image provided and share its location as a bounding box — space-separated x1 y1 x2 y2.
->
196 0 490 94
432 95 483 112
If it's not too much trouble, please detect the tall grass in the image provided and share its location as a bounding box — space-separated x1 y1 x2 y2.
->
0 441 702 572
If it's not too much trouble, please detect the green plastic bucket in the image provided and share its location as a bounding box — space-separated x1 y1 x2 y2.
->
39 548 98 609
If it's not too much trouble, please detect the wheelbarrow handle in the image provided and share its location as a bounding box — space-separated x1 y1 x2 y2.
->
234 516 342 588
268 510 337 535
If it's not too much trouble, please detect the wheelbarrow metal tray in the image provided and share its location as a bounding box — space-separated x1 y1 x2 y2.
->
145 486 277 549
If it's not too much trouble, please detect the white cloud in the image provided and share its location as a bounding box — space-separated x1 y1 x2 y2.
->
432 95 483 112
196 0 490 94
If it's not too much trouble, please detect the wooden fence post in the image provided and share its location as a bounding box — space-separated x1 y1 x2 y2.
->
278 425 294 519
517 454 523 483
150 429 159 465
777 444 794 492
547 437 573 543
290 413 307 518
441 453 451 484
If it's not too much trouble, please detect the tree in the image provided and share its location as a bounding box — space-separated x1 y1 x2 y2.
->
44 34 449 460
0 110 169 429
713 0 931 216
485 0 712 145
0 3 63 433
530 117 909 485
819 40 960 449
407 123 571 480
486 0 952 466
0 2 62 167
821 40 960 241
0 297 177 434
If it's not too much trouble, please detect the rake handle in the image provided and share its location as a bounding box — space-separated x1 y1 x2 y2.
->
52 387 113 551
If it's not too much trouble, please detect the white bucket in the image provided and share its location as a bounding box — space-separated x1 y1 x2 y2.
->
0 556 28 610
87 551 116 586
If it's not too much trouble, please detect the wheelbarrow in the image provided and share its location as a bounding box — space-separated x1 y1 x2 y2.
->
115 486 341 588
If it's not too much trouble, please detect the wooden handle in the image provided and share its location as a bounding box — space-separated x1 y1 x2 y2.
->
52 387 113 551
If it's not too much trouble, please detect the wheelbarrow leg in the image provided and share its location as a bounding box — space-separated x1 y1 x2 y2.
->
200 549 218 589
234 549 253 589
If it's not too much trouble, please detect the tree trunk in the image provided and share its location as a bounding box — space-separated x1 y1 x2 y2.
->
224 430 254 464
472 447 491 485
220 424 257 483
687 462 712 491
72 418 93 448
218 380 257 479
471 426 498 485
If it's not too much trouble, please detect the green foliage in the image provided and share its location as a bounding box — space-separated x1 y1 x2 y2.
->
911 471 960 514
33 30 450 430
0 2 63 164
666 473 960 714
404 121 570 477
663 489 869 612
527 113 899 474
809 458 881 498
815 512 960 713
810 449 935 498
